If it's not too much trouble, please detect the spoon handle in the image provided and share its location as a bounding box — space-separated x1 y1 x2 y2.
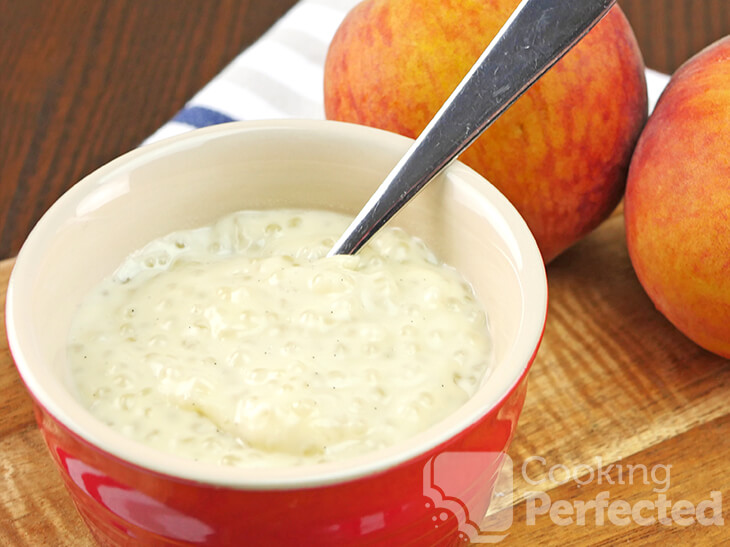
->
328 0 616 256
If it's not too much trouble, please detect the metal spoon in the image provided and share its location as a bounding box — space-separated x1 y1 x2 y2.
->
328 0 616 256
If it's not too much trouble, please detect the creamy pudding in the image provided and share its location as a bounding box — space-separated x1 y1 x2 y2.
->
68 209 493 467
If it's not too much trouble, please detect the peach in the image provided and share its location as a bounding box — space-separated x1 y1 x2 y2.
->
324 0 648 262
625 36 730 358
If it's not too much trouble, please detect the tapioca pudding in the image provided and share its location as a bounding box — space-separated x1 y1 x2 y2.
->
68 209 494 467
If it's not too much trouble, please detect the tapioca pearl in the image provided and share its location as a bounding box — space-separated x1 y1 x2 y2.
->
463 374 479 389
302 444 326 458
346 419 368 436
404 304 423 320
176 436 198 449
400 362 420 379
118 423 137 437
202 436 224 451
265 222 282 235
226 349 251 368
264 325 284 339
192 287 211 301
248 238 266 253
279 254 297 268
145 353 173 374
326 370 347 388
185 322 210 337
112 374 133 389
423 286 443 306
309 270 354 294
372 386 387 401
400 324 418 338
237 310 263 331
234 396 259 419
358 325 386 342
286 360 306 377
153 298 173 313
154 317 174 331
402 340 422 358
347 396 365 414
246 368 278 385
460 330 485 348
415 239 438 263
288 215 303 228
118 393 137 411
216 286 234 301
92 386 111 399
119 323 136 341
296 246 323 262
220 454 243 466
199 356 219 368
445 297 466 314
291 398 317 417
214 326 239 341
451 349 469 365
279 341 299 357
395 403 420 422
371 273 399 296
156 365 182 382
267 270 284 286
330 341 347 360
299 310 324 329
147 334 167 347
363 368 381 386
454 370 482 392
389 241 414 262
231 264 253 278
68 342 86 356
417 392 435 408
426 329 444 348
188 416 218 435
361 253 384 269
328 299 353 322
143 428 161 442
361 342 379 357
266 309 286 328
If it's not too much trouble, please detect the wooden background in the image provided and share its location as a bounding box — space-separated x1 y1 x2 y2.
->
1 0 729 545
0 0 728 260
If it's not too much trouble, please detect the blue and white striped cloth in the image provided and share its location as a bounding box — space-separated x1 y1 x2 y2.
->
145 0 670 145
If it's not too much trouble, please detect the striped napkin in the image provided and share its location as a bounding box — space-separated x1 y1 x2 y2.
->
144 0 670 145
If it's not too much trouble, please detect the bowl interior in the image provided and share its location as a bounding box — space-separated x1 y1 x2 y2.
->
7 120 546 487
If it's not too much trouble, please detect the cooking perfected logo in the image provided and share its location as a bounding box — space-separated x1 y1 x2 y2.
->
520 457 724 528
422 452 514 543
423 453 724 542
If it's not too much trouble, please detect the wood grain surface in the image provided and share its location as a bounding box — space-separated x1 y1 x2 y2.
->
621 0 729 74
1 0 729 545
0 0 728 260
2 212 729 545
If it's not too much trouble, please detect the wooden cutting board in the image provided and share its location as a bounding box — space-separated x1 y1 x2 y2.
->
2 213 729 545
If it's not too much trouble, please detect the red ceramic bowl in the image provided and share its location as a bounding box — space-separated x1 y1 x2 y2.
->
7 120 547 546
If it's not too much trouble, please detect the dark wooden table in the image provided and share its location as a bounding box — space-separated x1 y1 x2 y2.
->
0 0 728 261
1 1 729 546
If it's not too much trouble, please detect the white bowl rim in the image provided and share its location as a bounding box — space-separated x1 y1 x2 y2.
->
6 119 548 490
